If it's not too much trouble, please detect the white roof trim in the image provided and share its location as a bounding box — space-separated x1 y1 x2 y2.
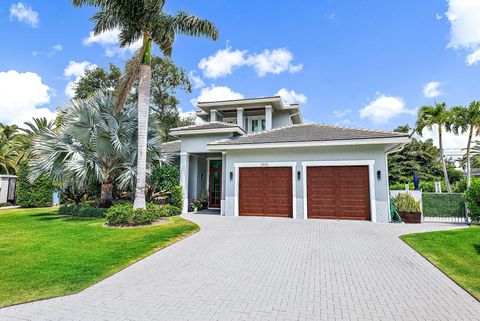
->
207 136 411 150
171 127 245 136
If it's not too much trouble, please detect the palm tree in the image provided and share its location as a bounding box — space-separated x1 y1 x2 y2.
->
30 92 164 207
16 117 55 163
0 123 20 174
416 102 453 193
72 0 219 209
450 101 480 187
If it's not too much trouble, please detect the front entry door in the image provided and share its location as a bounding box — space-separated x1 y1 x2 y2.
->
209 160 222 208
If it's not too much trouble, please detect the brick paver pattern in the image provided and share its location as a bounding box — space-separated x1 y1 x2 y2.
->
1 214 479 321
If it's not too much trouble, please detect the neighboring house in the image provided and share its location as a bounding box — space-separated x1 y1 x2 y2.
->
167 96 410 222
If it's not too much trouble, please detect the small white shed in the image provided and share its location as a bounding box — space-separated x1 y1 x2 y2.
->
0 175 17 205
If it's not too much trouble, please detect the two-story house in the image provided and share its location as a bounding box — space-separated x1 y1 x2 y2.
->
165 96 409 222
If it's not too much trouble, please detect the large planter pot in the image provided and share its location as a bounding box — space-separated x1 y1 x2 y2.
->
398 211 422 224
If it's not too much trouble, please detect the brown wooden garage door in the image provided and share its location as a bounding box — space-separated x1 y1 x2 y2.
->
307 166 370 220
239 167 292 217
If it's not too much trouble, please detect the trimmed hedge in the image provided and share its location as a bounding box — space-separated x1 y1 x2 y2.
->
106 203 181 226
16 162 54 208
422 193 466 218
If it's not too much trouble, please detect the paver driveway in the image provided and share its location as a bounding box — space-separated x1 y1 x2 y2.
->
1 214 479 321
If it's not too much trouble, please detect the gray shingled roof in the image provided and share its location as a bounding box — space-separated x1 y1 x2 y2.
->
209 124 409 146
171 122 242 132
161 140 181 153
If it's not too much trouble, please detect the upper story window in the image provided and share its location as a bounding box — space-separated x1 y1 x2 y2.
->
223 117 237 125
250 117 266 133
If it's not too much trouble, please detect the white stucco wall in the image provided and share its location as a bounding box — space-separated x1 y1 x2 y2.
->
222 145 390 222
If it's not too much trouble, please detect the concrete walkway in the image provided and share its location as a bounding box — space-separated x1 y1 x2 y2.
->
1 214 479 321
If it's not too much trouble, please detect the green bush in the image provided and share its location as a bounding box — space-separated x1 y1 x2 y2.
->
170 185 183 209
422 193 466 218
158 204 181 217
16 162 55 208
389 182 414 190
58 204 107 217
393 193 421 212
465 180 480 222
106 203 166 226
150 164 180 192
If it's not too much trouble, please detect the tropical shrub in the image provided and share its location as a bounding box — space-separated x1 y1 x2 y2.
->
106 203 164 226
393 193 421 213
58 204 107 217
16 162 54 208
465 179 480 222
389 182 414 190
158 204 181 217
150 164 180 193
170 185 183 208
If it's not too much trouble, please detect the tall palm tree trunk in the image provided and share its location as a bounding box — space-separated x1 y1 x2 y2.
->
466 127 473 187
133 63 152 209
438 128 452 193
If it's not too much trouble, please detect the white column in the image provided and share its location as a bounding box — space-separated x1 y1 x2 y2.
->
265 105 272 130
221 152 227 216
236 107 244 129
210 109 217 122
180 152 189 213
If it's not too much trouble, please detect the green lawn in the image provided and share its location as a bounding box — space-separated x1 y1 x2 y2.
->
0 207 199 307
401 226 480 300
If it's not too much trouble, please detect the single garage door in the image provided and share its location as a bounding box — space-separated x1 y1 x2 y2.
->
307 166 370 220
239 167 292 217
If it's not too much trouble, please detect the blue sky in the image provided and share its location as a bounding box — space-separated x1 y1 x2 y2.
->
1 1 479 153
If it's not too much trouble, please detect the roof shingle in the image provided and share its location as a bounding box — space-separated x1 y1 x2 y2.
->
208 123 409 146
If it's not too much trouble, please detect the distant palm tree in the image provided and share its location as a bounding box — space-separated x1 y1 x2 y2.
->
450 101 480 187
416 102 453 193
16 117 55 162
30 92 164 207
0 123 20 174
71 0 219 209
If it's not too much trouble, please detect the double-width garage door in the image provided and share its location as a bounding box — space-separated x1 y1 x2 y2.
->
307 166 371 220
239 167 292 217
238 165 370 220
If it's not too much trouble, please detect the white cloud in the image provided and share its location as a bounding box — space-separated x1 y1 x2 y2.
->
9 2 39 28
188 71 205 89
466 48 480 65
436 13 443 20
198 47 247 78
198 46 303 79
248 48 303 77
423 81 443 98
52 44 62 52
83 29 142 58
446 0 480 65
64 61 97 98
191 85 244 106
333 109 352 118
0 70 55 125
275 88 307 104
360 93 414 123
418 125 477 159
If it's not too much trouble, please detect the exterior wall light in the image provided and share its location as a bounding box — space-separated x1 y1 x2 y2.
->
230 172 233 180
377 170 381 180
297 171 301 180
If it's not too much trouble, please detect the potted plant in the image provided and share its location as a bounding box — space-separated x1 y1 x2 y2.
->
198 189 209 209
393 193 422 223
190 200 202 213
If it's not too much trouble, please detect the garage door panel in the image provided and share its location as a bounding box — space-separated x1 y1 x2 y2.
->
307 166 370 220
239 167 292 218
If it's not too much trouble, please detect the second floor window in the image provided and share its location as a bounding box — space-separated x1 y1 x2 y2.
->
251 118 266 133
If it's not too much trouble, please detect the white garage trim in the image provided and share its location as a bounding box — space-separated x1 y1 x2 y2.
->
301 160 376 222
234 162 297 219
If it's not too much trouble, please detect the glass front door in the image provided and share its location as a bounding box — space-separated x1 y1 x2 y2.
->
209 160 222 208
